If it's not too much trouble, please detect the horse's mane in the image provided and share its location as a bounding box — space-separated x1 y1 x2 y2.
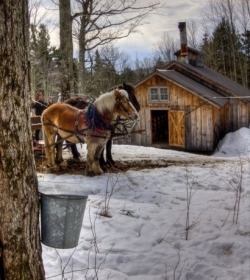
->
94 89 128 115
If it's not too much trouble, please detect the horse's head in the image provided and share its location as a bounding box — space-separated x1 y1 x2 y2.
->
111 82 140 113
121 82 140 112
114 89 139 120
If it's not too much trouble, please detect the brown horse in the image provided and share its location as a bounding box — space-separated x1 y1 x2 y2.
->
41 88 138 176
65 82 140 165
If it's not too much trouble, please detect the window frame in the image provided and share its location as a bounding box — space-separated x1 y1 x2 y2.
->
148 87 169 102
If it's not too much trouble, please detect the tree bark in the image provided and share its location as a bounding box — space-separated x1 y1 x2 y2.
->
0 1 45 279
59 0 74 99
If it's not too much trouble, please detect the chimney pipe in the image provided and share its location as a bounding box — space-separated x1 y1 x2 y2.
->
178 22 188 59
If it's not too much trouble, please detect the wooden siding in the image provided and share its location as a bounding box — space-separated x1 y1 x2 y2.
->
220 100 249 136
114 74 250 153
137 77 217 151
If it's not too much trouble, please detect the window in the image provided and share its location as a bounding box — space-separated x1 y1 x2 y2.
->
149 87 169 102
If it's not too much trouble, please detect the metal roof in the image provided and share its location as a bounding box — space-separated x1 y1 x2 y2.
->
166 61 250 99
156 70 228 107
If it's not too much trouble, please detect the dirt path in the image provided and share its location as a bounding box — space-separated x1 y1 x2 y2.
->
35 153 228 175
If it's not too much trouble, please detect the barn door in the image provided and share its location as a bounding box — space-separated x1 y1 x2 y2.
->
169 110 185 147
151 110 168 144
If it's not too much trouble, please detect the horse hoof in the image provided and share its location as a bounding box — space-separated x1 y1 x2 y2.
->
85 168 103 177
47 165 60 173
73 157 83 163
60 161 68 170
85 169 95 177
106 159 116 167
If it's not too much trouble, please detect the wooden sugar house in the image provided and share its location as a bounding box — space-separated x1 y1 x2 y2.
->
116 22 250 153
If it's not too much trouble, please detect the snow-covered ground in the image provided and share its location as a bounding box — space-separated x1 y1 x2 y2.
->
38 127 250 280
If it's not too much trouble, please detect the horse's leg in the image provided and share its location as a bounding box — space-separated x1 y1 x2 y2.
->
86 142 105 176
105 138 115 166
105 127 115 166
93 144 106 174
99 149 106 168
70 143 80 160
99 138 114 168
55 134 63 163
43 125 58 171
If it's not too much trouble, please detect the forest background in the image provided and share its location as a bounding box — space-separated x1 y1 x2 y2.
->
29 0 250 101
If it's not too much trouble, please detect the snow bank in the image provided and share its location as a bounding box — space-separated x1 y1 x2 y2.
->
214 127 250 157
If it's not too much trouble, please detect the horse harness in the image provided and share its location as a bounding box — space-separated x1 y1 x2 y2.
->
42 103 135 148
42 111 111 146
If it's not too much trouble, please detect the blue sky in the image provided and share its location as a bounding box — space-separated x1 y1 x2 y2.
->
33 0 207 61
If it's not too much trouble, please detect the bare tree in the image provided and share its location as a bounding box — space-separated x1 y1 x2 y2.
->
73 0 161 92
52 0 161 95
0 1 45 279
29 0 48 26
153 31 177 64
186 19 200 49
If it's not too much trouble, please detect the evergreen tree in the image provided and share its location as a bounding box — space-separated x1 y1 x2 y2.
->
201 18 244 85
240 30 250 87
120 67 137 85
85 49 119 96
200 32 215 69
212 18 234 77
154 57 166 70
30 24 59 98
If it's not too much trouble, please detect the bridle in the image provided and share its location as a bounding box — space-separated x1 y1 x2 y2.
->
115 94 136 117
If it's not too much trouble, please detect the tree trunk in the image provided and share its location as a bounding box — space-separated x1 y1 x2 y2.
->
78 1 89 94
59 0 74 99
0 1 45 279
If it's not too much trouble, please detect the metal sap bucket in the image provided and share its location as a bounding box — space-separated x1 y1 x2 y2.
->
40 194 88 249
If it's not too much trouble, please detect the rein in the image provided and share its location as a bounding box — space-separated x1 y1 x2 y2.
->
43 118 112 139
42 122 111 149
111 118 139 137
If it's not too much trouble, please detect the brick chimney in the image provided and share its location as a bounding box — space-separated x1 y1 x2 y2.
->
178 22 188 61
175 22 203 67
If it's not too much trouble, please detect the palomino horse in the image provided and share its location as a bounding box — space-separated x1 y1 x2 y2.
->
41 88 138 176
65 82 140 165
